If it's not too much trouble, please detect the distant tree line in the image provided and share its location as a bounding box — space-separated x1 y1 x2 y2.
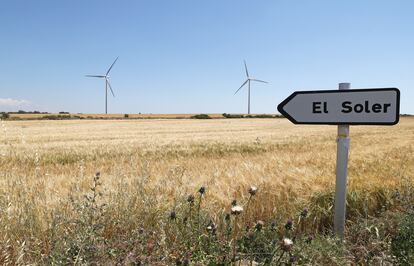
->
222 113 282 119
6 110 50 114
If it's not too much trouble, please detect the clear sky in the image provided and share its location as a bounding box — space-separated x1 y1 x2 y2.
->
0 0 413 114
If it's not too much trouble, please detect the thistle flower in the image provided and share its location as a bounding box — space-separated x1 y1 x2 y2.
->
231 205 243 215
306 235 314 244
248 186 258 196
285 218 293 230
198 186 206 195
206 221 217 233
187 194 195 204
289 255 296 263
231 199 237 206
300 208 308 218
271 221 277 231
170 211 177 220
206 225 214 232
225 213 231 221
255 220 265 231
95 172 100 178
281 237 293 252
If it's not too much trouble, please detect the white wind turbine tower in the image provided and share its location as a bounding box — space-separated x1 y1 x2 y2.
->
85 57 119 114
234 60 268 114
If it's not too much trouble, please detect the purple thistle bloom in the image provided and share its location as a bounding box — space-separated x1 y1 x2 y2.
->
231 199 237 206
198 186 206 195
285 218 293 230
306 235 314 244
187 194 195 204
300 208 309 218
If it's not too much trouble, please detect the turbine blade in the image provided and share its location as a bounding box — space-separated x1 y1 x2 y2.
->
234 80 248 95
244 60 249 78
106 56 119 75
85 75 106 78
250 78 268 84
107 79 115 97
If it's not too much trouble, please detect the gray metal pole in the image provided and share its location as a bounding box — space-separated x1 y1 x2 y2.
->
334 82 351 238
248 80 251 114
105 80 108 114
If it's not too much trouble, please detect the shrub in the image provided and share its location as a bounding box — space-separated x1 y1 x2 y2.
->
191 114 212 119
1 113 9 119
222 113 244 118
42 115 71 120
124 114 129 118
222 113 276 118
252 114 276 118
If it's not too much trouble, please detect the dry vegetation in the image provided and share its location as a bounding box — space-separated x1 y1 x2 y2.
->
0 117 413 264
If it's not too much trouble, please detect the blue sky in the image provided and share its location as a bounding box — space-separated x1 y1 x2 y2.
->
0 0 413 114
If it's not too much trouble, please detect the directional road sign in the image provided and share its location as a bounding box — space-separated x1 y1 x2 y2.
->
277 88 400 125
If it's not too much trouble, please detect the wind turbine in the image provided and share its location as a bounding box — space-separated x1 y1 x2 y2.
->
234 60 268 114
85 57 118 114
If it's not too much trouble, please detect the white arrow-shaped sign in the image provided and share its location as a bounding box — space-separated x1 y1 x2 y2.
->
277 88 400 125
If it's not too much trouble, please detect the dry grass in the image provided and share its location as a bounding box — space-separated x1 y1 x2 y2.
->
0 117 413 264
1 117 413 203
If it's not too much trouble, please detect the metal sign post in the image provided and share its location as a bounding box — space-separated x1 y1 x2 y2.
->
277 84 400 238
334 83 350 238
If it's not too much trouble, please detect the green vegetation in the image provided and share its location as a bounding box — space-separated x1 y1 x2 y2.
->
391 212 414 264
223 113 281 118
191 114 212 119
223 113 244 118
42 114 73 120
0 112 9 119
8 110 49 114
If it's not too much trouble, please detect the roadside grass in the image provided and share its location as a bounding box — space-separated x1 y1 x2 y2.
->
0 170 413 265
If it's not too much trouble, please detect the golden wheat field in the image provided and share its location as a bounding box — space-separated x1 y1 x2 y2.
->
1 117 413 211
1 117 414 264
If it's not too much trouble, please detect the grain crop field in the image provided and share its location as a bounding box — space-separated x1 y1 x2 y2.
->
1 117 413 264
